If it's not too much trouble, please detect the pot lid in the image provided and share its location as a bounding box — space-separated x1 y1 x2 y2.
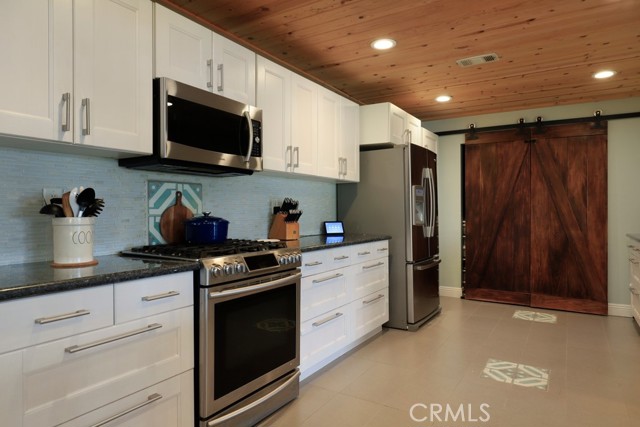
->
185 211 229 225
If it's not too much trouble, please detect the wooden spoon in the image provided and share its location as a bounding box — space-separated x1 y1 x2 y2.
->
61 192 74 217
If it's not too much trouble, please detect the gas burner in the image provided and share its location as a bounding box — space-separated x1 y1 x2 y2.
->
125 239 288 260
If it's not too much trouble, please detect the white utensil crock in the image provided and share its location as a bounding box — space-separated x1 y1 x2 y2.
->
52 217 96 266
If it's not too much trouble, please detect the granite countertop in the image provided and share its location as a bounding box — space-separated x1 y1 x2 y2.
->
0 255 199 302
628 233 640 243
297 233 391 252
0 234 389 302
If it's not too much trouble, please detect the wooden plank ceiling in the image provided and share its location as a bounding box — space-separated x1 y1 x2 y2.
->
159 0 640 121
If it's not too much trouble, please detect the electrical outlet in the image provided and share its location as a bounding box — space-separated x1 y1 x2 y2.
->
42 188 63 204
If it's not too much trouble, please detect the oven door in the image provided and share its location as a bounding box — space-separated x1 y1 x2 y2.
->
199 270 301 418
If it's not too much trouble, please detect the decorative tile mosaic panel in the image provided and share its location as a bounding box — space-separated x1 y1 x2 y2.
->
512 310 558 324
147 181 202 245
482 358 550 391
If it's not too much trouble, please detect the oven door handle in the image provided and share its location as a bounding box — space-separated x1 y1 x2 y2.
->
208 272 301 299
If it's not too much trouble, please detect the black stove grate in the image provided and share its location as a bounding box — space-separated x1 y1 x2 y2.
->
127 239 287 260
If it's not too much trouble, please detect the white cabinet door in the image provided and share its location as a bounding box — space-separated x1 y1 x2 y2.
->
300 308 350 374
352 288 389 340
74 0 152 154
422 127 438 153
213 34 256 105
59 371 194 427
21 307 193 427
316 87 341 179
339 97 360 182
351 257 389 301
0 0 73 143
291 74 318 175
257 56 292 173
0 351 23 427
407 114 422 146
360 102 409 145
154 3 213 90
301 268 349 322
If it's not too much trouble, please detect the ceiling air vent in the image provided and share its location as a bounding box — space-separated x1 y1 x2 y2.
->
456 53 500 68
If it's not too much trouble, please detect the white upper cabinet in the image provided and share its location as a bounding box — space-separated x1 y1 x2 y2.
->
422 127 438 153
0 0 152 154
339 98 360 182
360 102 422 146
290 74 318 175
316 87 341 179
154 4 256 105
256 56 292 172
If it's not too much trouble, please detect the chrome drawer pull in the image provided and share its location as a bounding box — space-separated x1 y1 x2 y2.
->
357 251 371 256
141 290 180 302
35 309 90 325
90 393 162 427
377 247 388 252
312 312 343 327
362 261 385 270
334 255 350 260
363 294 385 304
65 323 162 354
304 261 323 267
207 59 214 88
82 98 91 135
312 273 343 284
61 92 71 132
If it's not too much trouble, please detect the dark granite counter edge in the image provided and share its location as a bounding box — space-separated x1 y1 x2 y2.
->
0 256 199 302
628 233 640 243
298 234 391 253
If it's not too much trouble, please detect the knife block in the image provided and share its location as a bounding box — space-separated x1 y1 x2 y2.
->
268 213 299 240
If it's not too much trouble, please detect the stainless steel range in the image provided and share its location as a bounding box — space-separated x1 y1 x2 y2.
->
122 240 301 427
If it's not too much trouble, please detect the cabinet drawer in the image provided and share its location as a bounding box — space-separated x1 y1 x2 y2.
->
0 285 113 354
301 250 328 277
324 246 354 269
301 268 349 322
22 306 193 427
351 257 389 300
115 271 194 323
351 288 389 340
300 307 350 373
351 241 389 264
59 370 194 427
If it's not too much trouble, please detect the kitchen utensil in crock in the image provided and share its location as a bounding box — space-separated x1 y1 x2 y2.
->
69 187 80 217
160 191 193 244
39 203 66 217
184 212 229 244
76 187 96 216
61 192 74 217
82 199 104 217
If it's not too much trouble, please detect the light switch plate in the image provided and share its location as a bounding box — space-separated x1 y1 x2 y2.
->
42 188 63 204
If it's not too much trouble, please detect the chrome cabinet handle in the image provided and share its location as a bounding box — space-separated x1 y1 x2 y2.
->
312 312 343 327
207 59 214 88
362 294 385 304
81 98 91 135
362 261 385 270
377 247 388 252
304 261 323 267
334 255 349 260
65 323 162 354
61 92 71 132
286 145 293 168
217 63 224 92
293 146 300 167
141 290 180 302
244 111 253 163
90 393 162 427
35 309 90 325
358 251 371 256
312 273 343 284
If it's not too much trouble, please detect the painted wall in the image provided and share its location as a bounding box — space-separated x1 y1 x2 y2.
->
424 97 640 306
0 144 336 266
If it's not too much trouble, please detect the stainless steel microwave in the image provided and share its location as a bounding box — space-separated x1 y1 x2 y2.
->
119 77 262 176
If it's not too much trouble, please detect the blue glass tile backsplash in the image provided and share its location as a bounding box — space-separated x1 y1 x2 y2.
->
0 146 337 266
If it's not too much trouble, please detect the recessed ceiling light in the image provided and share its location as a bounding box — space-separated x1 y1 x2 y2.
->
371 38 396 50
435 95 452 103
593 70 616 79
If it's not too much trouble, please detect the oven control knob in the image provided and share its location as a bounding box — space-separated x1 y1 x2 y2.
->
235 263 247 273
223 263 235 275
209 264 223 277
278 255 288 265
293 253 302 263
287 255 296 264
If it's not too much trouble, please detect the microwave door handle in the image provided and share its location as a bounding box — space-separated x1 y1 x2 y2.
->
243 111 253 163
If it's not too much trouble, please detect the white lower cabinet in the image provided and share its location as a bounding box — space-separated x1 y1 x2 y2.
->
0 271 194 427
300 241 389 378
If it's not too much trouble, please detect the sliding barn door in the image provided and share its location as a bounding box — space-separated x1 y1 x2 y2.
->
464 130 532 305
530 123 608 314
463 123 607 315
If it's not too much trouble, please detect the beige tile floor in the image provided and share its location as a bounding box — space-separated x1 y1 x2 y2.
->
259 297 640 427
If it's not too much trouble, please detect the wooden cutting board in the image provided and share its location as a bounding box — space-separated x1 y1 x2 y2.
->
160 191 193 244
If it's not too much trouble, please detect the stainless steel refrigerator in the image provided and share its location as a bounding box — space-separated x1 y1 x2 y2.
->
337 144 440 330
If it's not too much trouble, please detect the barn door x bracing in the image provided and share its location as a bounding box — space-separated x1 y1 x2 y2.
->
463 123 607 315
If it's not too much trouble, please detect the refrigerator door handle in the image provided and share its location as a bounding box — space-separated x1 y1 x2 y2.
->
428 167 436 238
414 258 441 270
422 168 431 238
